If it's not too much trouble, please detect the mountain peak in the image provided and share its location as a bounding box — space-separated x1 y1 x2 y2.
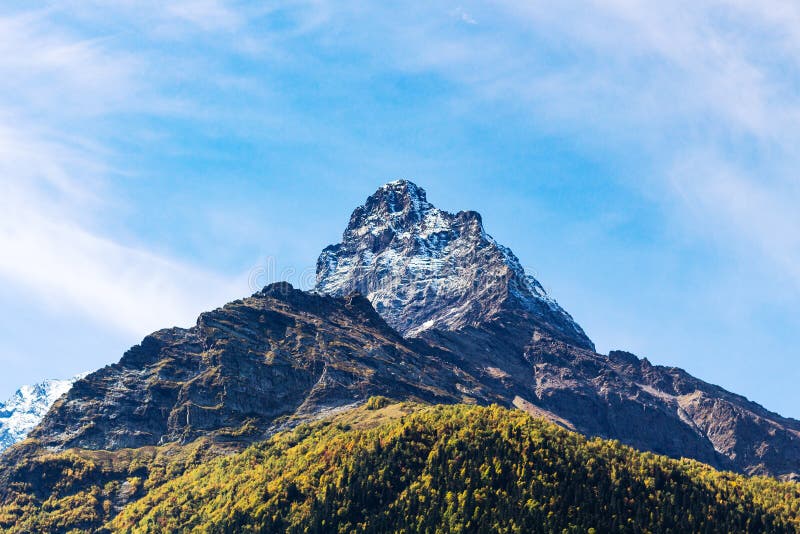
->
0 373 86 451
316 180 593 349
343 180 432 238
377 179 427 202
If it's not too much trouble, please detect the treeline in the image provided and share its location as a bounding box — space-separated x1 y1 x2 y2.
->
111 402 800 533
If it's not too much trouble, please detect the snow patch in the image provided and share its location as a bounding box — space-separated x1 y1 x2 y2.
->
0 373 87 451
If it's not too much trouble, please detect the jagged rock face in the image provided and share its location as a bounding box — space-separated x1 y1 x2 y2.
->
0 376 83 451
615 351 800 478
29 283 488 451
417 328 800 479
316 180 594 350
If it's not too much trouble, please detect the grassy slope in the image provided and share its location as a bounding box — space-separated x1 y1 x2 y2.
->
109 401 800 533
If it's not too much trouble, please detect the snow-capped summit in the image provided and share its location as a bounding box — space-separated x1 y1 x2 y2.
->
0 374 85 451
316 180 594 349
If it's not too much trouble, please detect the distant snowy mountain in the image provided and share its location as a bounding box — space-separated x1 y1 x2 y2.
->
0 375 85 451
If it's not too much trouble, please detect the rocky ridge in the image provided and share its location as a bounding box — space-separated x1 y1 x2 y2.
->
29 283 489 451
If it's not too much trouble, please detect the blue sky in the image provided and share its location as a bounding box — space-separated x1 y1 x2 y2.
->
1 1 800 417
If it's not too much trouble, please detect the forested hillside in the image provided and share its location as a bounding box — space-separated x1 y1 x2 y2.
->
108 401 800 533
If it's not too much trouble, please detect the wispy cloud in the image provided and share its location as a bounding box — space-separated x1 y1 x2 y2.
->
670 152 800 294
0 180 239 335
0 5 244 336
0 115 242 334
451 7 477 25
165 0 244 32
0 10 145 118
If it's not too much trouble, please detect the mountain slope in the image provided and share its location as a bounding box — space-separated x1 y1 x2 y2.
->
111 403 800 533
317 180 800 479
0 375 83 451
28 282 485 451
519 341 800 478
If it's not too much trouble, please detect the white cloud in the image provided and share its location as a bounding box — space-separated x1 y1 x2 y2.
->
0 193 238 335
165 0 243 32
451 7 477 25
0 6 245 337
0 122 242 335
0 11 146 119
669 152 800 292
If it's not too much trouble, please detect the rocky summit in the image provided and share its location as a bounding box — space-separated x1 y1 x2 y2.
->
2 180 800 531
316 180 594 350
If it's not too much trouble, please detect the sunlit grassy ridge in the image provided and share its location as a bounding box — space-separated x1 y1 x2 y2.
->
110 401 800 533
